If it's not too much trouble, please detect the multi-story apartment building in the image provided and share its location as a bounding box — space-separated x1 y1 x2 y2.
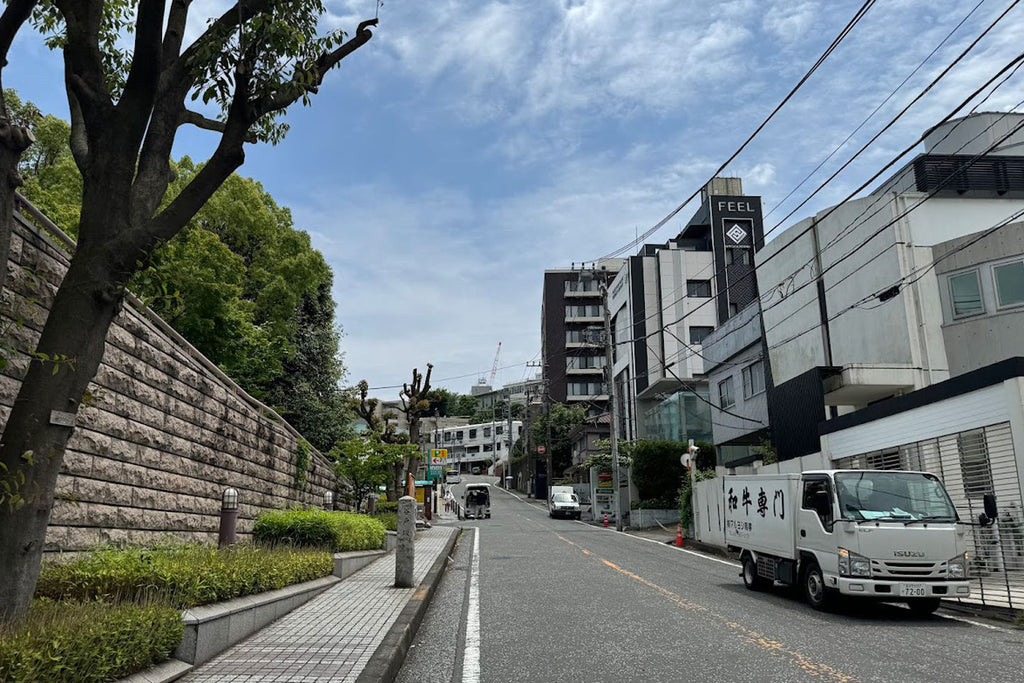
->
472 376 544 411
423 419 524 473
541 260 624 418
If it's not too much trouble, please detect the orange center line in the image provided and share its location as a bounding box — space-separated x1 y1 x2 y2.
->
554 535 856 682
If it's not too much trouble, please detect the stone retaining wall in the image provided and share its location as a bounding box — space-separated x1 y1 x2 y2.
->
1 203 337 553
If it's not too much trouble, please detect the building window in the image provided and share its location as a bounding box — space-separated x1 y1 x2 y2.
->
469 429 477 439
726 248 750 265
949 270 983 317
993 260 1024 308
517 426 523 435
482 443 493 452
497 442 502 451
443 432 451 442
456 431 463 441
496 425 503 435
690 326 714 344
718 377 735 410
568 381 605 396
742 360 765 398
957 430 993 499
686 280 712 297
483 427 491 438
567 355 606 370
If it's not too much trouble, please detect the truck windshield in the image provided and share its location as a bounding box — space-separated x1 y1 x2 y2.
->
552 493 575 503
835 472 958 522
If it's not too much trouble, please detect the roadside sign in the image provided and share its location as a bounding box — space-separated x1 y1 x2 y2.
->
427 465 443 480
430 448 450 464
537 446 546 454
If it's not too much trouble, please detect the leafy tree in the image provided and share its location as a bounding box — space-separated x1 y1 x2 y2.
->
576 438 634 474
530 402 586 477
428 388 477 419
0 1 379 621
693 440 717 471
331 433 412 513
398 364 433 477
631 440 688 504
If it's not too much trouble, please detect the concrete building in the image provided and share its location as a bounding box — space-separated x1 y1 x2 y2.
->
701 300 770 465
757 113 1024 459
541 260 624 418
606 177 766 445
423 419 524 474
472 376 544 411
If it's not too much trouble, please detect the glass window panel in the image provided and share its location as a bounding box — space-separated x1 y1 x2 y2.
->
994 261 1024 307
949 271 983 316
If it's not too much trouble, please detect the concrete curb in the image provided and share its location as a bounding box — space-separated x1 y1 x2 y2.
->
117 658 192 683
355 528 461 683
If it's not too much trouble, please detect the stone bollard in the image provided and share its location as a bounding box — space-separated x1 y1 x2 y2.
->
395 496 416 588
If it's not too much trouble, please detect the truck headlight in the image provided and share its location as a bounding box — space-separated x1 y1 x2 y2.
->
947 552 968 579
839 548 871 577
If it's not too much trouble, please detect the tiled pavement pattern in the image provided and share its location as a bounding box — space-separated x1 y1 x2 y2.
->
183 526 457 683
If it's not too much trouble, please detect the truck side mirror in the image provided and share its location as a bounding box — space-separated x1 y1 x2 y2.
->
813 490 831 519
978 494 998 526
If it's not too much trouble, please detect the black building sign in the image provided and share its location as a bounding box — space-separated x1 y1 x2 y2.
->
708 195 764 323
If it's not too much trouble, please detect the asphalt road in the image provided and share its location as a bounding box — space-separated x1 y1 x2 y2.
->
398 476 1024 682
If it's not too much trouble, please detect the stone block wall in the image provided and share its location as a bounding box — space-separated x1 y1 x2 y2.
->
1 205 337 553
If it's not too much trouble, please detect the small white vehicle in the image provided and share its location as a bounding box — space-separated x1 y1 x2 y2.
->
444 470 461 485
723 470 995 614
548 485 580 519
461 483 491 520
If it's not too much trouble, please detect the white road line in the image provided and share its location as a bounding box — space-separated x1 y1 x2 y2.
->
461 527 481 683
931 612 1016 632
571 519 741 568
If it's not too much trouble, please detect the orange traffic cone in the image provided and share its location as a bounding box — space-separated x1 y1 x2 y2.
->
603 513 608 528
676 523 684 547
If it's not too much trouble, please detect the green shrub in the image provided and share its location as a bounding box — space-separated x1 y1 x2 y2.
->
0 599 183 683
631 440 687 502
375 501 399 513
680 470 717 529
253 508 385 552
36 544 332 609
373 511 398 531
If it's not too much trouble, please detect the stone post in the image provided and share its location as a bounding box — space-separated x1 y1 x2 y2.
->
395 496 416 588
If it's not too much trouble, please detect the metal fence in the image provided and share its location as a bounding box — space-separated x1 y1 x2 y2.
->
834 421 1024 610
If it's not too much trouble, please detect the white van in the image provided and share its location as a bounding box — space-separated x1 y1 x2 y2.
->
444 470 461 485
548 485 580 519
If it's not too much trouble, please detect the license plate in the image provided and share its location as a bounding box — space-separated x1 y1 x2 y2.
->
899 584 928 598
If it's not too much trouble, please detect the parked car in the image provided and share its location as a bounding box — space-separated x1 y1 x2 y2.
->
549 490 581 520
471 466 481 475
445 470 461 485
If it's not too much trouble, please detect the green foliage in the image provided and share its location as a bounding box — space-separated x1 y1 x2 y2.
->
631 440 688 502
374 501 399 513
680 470 717 529
758 438 778 465
34 544 332 609
576 439 634 474
0 599 183 683
531 403 587 476
253 509 385 552
294 439 312 490
693 440 717 471
372 512 398 531
331 433 415 511
428 389 477 418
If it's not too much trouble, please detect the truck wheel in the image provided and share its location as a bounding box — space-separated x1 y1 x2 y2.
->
742 556 770 591
907 598 940 615
802 561 832 610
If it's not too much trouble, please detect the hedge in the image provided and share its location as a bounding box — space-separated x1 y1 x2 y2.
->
35 543 333 608
0 599 182 683
373 511 398 531
631 440 688 502
253 508 386 552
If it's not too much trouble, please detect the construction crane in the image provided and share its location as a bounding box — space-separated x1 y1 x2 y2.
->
488 342 502 386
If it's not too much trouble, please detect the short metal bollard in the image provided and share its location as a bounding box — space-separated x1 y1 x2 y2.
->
395 496 416 588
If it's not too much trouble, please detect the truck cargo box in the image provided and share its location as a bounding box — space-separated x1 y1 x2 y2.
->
723 474 800 560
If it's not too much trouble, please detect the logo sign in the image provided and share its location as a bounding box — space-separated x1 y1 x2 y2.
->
430 449 450 464
726 223 748 244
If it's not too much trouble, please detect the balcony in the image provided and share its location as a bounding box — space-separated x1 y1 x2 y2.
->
822 364 920 407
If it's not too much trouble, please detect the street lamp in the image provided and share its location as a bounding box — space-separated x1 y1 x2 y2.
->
219 487 239 547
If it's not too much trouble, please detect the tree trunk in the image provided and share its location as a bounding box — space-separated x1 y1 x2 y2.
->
0 243 125 620
0 123 33 294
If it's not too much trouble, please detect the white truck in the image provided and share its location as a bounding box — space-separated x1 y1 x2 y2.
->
724 470 997 613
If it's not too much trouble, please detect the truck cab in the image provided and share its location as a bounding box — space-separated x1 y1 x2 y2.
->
726 470 993 613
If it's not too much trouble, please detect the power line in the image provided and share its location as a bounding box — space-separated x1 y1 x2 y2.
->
593 0 880 261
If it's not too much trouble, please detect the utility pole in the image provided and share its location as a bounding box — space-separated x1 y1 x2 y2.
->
523 386 532 496
506 391 514 489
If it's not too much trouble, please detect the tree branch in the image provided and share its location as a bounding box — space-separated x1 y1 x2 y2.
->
162 0 193 66
180 109 256 142
253 19 378 120
118 0 165 144
0 0 36 67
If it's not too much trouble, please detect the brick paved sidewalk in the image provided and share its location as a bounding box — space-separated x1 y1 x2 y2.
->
182 526 457 683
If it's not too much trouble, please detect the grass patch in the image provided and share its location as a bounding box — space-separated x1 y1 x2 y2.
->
253 508 386 552
0 599 183 683
36 543 333 609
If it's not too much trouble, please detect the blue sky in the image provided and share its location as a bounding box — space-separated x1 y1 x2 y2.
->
7 1 1024 398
